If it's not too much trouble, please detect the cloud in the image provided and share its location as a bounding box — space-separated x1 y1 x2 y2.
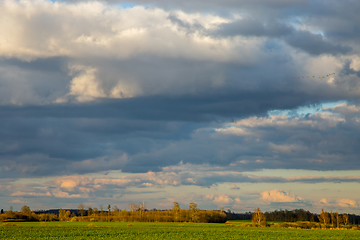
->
11 191 51 197
319 198 328 204
1 0 359 106
325 102 360 116
89 0 309 12
0 0 264 106
0 0 252 63
337 199 357 208
284 30 351 56
2 102 360 179
53 176 136 191
204 194 238 207
52 189 83 199
2 166 360 212
10 199 25 204
213 18 293 38
57 65 106 103
261 189 304 203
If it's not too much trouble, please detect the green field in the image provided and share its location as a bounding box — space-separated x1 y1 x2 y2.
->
1 222 360 239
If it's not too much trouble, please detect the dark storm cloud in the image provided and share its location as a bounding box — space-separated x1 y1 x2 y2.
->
0 57 68 73
167 14 204 32
284 30 352 56
0 107 359 178
0 89 332 120
212 19 351 56
341 60 360 78
63 0 360 46
213 18 293 38
0 96 300 177
0 57 71 105
117 101 360 173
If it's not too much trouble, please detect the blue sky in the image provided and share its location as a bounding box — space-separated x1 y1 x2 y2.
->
1 0 360 214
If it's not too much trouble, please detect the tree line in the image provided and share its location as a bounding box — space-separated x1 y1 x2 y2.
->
226 208 360 225
2 204 360 225
0 202 227 223
264 208 360 225
245 208 360 230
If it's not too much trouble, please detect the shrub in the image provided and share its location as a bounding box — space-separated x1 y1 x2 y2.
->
2 223 19 226
351 226 360 230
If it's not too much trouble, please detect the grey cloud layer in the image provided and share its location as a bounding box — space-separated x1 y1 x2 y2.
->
1 102 360 177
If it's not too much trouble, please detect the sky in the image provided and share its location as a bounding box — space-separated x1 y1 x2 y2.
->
1 0 360 214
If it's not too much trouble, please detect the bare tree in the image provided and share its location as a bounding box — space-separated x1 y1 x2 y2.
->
330 210 335 228
318 209 330 225
335 212 341 228
92 207 99 216
172 202 181 222
87 206 93 216
129 203 139 212
139 201 146 212
99 205 104 215
113 205 119 212
343 214 349 226
252 208 266 225
189 202 199 222
78 203 85 217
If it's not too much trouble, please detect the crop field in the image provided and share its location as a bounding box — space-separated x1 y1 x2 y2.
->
1 222 360 239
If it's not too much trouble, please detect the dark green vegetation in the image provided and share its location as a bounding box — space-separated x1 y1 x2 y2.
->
1 222 360 240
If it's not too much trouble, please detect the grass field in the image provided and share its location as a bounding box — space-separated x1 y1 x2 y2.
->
1 222 360 239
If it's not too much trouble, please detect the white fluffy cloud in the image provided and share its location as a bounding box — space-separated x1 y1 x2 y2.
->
204 194 240 207
319 198 328 204
1 0 359 105
60 65 106 103
337 198 357 208
261 189 304 203
0 0 260 62
318 198 359 209
0 0 268 105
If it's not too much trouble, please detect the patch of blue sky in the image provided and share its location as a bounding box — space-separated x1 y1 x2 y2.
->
268 100 347 117
118 3 137 9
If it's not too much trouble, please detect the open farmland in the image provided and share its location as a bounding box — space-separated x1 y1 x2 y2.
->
1 222 360 239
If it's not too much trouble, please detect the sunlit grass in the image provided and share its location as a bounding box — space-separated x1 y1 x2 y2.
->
1 222 360 239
